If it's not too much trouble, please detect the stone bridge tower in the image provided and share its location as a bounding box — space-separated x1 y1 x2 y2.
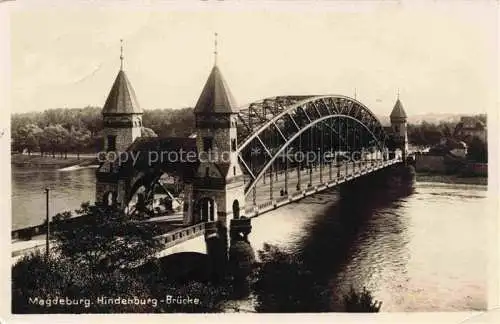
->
185 44 249 280
95 42 143 206
390 94 408 160
190 63 246 224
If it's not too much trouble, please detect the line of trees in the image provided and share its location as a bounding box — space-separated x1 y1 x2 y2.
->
11 107 196 157
13 123 92 159
407 115 487 163
12 106 487 160
407 113 486 147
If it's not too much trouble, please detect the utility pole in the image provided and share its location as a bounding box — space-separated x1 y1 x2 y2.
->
45 187 50 260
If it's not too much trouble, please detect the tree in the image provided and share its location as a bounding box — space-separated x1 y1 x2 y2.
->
252 244 382 313
467 136 487 163
252 243 329 312
12 251 156 313
12 202 232 314
69 126 91 159
15 124 43 155
343 286 382 312
38 130 51 157
11 106 198 154
79 106 103 137
41 124 68 158
52 202 165 270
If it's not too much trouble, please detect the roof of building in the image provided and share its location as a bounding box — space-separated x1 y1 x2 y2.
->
214 162 232 178
141 127 158 137
194 65 238 114
445 138 467 150
123 137 198 178
128 136 197 155
390 98 407 119
102 70 143 115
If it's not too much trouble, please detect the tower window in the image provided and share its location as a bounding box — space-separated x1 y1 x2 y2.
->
231 139 237 151
107 135 116 152
233 166 236 176
203 137 213 151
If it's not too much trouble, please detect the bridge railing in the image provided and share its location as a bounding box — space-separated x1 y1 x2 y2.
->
156 222 205 248
257 201 273 209
12 223 47 241
275 196 288 203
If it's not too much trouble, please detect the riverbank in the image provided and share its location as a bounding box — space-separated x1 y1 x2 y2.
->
416 172 487 186
11 154 97 169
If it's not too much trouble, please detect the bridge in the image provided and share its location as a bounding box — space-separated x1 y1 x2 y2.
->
12 51 410 275
92 53 410 271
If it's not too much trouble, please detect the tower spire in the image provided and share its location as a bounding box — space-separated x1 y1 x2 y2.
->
120 39 124 71
397 88 400 100
214 32 218 66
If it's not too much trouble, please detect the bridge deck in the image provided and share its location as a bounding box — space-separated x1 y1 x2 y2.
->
12 158 401 261
245 158 400 216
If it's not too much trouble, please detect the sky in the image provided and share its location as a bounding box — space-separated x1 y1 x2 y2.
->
9 0 498 117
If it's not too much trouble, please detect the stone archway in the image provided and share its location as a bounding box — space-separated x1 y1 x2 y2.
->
198 197 216 223
232 199 240 219
103 191 116 206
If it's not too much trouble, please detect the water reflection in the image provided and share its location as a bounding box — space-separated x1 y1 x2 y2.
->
256 168 416 311
12 166 96 229
11 165 488 312
250 167 487 312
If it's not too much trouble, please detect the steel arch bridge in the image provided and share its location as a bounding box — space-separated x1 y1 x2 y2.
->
115 94 391 210
235 95 389 196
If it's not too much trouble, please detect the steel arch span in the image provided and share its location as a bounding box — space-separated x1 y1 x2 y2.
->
235 95 390 195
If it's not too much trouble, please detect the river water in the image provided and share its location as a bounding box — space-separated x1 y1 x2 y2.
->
11 165 489 311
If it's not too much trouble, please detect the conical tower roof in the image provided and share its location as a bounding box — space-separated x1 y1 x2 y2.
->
102 70 142 115
390 98 407 119
194 65 238 114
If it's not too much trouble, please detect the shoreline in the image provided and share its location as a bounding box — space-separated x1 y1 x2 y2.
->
11 154 97 169
415 172 487 186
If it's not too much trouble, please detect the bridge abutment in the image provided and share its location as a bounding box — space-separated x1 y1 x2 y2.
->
204 219 229 282
228 217 255 297
203 213 255 283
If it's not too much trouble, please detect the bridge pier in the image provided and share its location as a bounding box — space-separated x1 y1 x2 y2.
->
284 160 289 195
269 166 274 200
319 159 323 183
183 184 194 225
296 165 301 191
308 163 313 187
229 217 254 296
204 216 255 284
204 220 228 282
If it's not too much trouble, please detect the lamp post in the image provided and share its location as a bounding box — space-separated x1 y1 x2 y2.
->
45 187 50 260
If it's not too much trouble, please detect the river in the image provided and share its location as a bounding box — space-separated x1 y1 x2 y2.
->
11 165 489 311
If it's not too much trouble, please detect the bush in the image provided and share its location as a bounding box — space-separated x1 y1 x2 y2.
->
252 244 382 313
252 243 329 312
12 251 156 313
343 286 382 312
52 203 164 270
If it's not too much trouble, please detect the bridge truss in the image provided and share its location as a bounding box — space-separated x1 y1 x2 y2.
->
235 95 390 196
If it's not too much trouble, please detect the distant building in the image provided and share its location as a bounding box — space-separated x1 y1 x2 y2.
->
436 138 468 158
454 116 486 142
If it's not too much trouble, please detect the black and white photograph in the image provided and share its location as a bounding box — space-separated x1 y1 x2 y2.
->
2 0 497 321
